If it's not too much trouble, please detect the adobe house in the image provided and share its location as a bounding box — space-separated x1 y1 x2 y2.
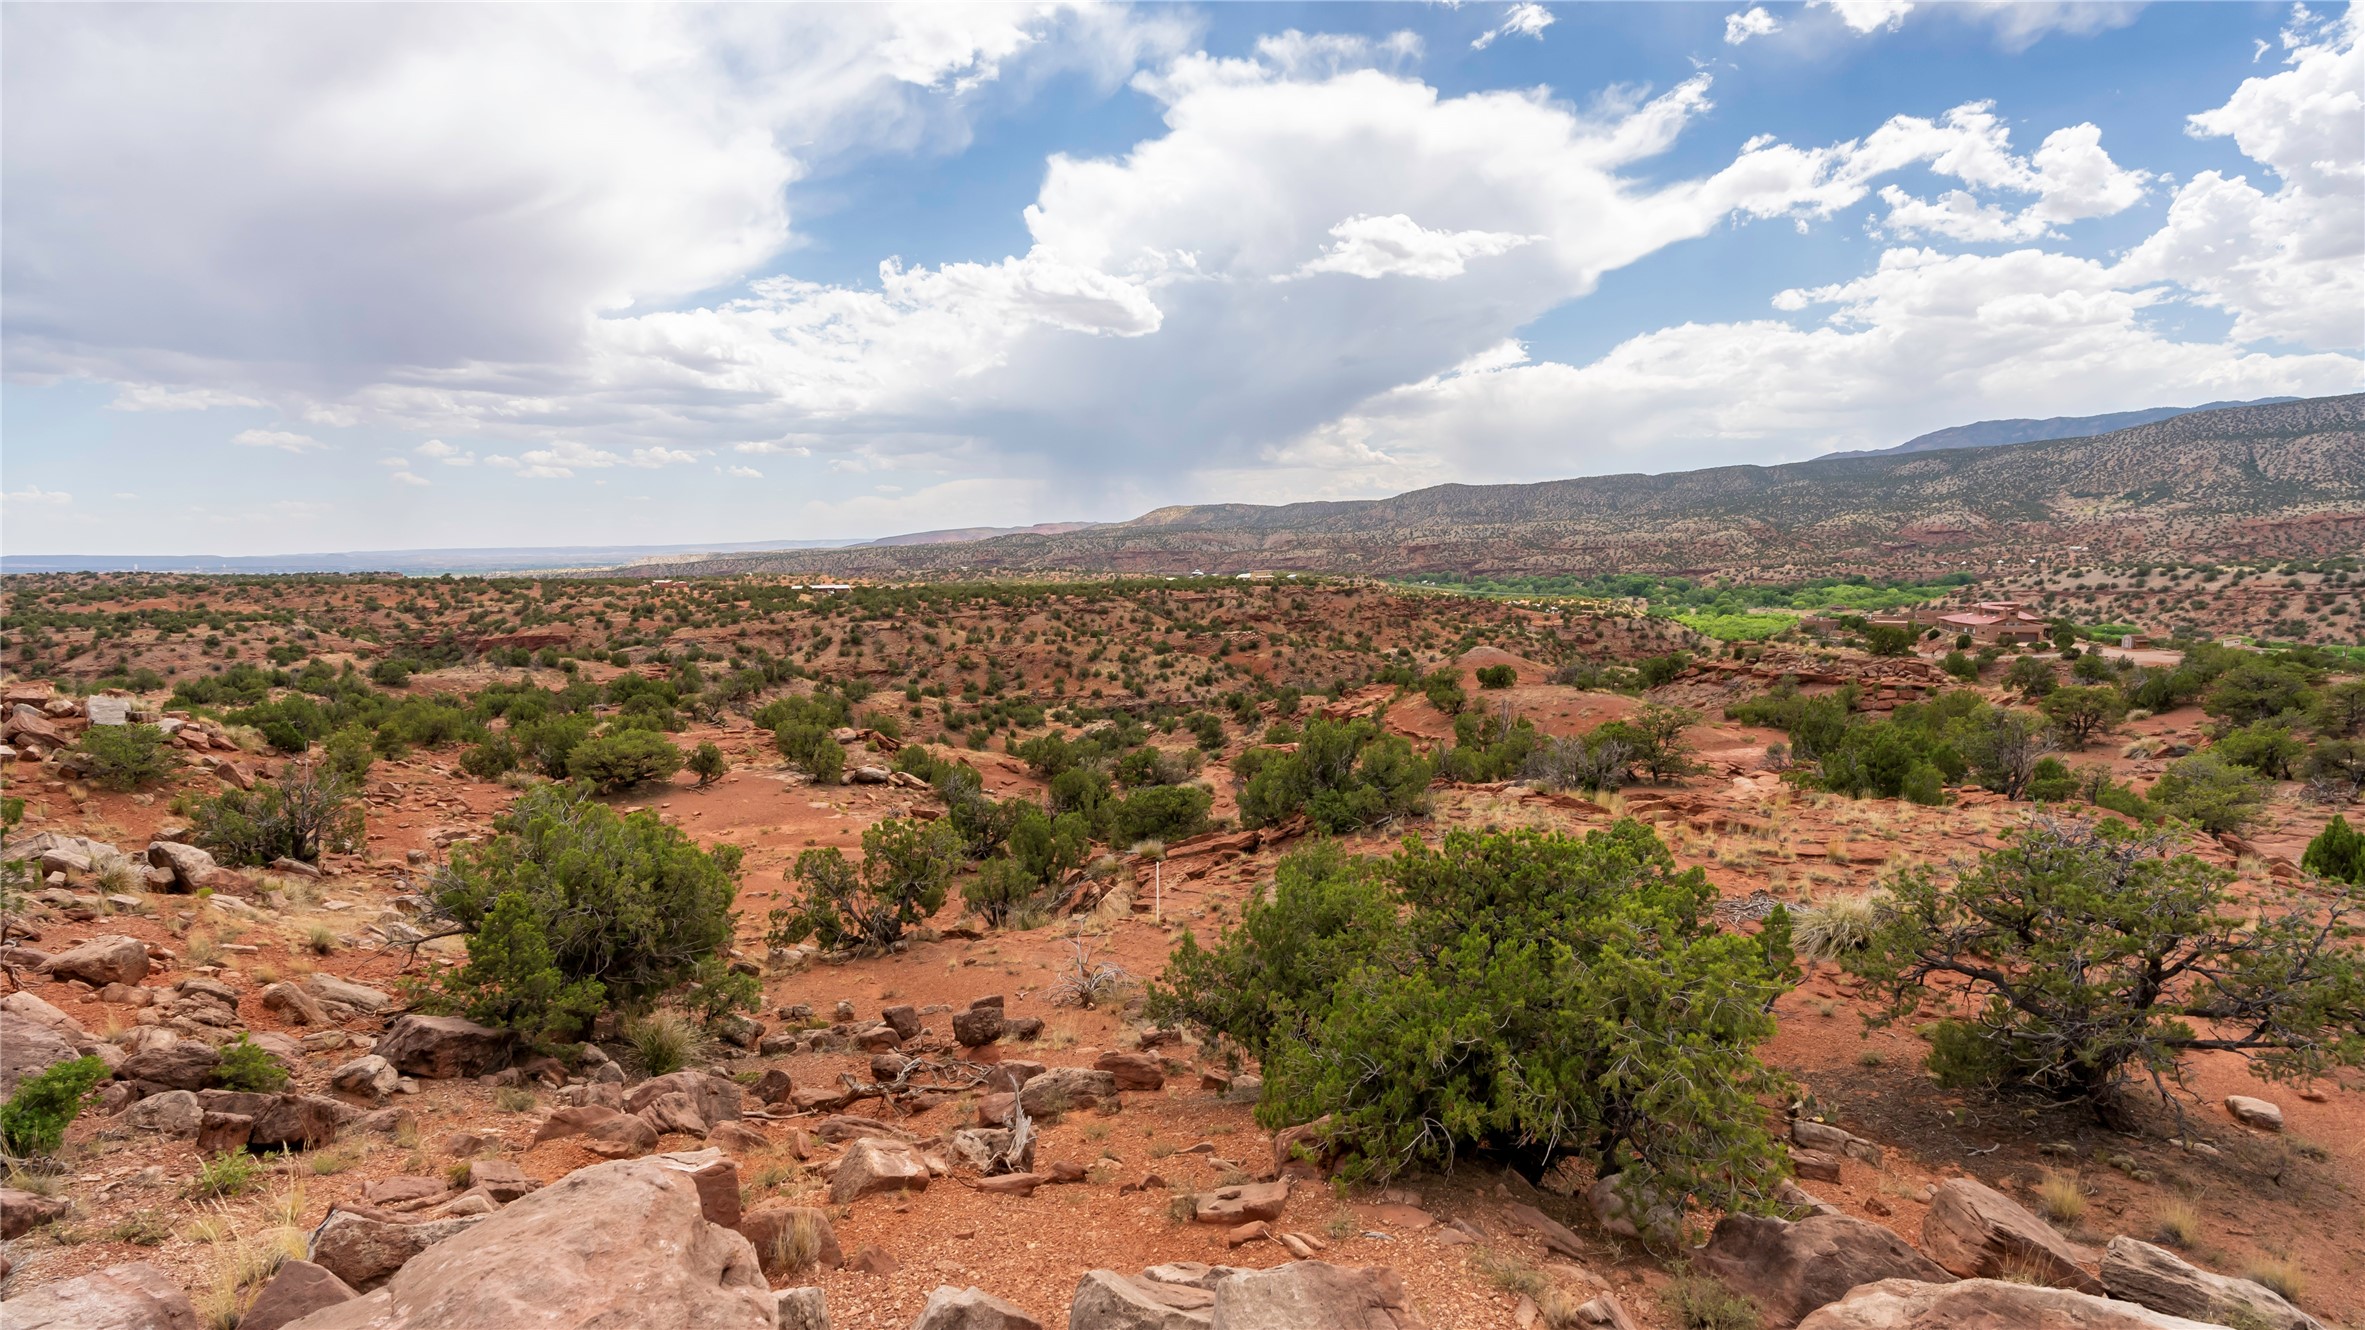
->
1935 600 2049 646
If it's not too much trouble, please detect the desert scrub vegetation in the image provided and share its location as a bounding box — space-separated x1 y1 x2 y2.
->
1846 817 2365 1121
1150 821 1799 1215
0 1054 109 1156
417 782 751 1043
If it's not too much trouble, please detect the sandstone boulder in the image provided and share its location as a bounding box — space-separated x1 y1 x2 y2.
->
911 1286 1044 1330
952 1007 1006 1047
881 1004 922 1039
374 1014 514 1079
1701 1213 1955 1325
288 1158 773 1329
831 1138 931 1203
776 1287 830 1330
197 1110 255 1155
250 1093 354 1150
1208 1261 1428 1330
1795 1277 2226 1330
125 1088 205 1136
119 1040 220 1091
1096 1050 1165 1091
1193 1181 1288 1225
1920 1178 2100 1293
308 1212 489 1291
329 1055 403 1102
1 1185 72 1239
239 1260 358 1330
1071 1269 1215 1330
625 1069 743 1126
0 1260 198 1330
739 1205 845 1278
530 1104 660 1157
2224 1095 2284 1131
1019 1066 1118 1116
41 934 150 986
2099 1236 2324 1330
0 1010 82 1098
303 973 393 1014
638 1091 713 1137
145 840 227 891
261 981 333 1026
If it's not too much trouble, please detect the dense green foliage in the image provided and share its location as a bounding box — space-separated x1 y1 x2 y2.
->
2149 753 2268 833
1848 819 2365 1116
425 783 746 1039
772 816 964 951
75 723 176 791
1 1055 109 1156
1150 824 1797 1215
567 730 684 793
212 1036 290 1093
191 764 366 865
1235 717 1433 833
2301 815 2364 885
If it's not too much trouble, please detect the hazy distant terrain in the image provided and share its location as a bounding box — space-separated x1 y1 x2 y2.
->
634 394 2365 581
1821 396 2301 458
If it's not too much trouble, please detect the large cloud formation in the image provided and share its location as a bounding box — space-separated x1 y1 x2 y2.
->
3 3 2359 534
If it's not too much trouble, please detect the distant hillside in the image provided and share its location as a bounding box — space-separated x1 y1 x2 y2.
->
634 395 2365 582
864 522 1102 547
1824 397 2299 458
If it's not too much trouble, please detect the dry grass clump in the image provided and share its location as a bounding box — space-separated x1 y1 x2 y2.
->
2034 1172 2086 1227
1793 893 1884 964
2244 1258 2305 1305
2153 1198 2202 1248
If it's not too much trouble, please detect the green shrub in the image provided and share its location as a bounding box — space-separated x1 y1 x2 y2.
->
1848 818 2365 1117
2301 815 2364 884
185 1151 262 1199
2039 687 2128 748
688 741 729 787
76 724 175 791
514 714 595 779
1475 664 1517 689
0 1055 109 1156
1150 823 1796 1210
774 722 843 783
211 1036 289 1093
2203 659 2315 727
567 730 683 793
963 856 1043 928
1237 717 1432 833
2211 721 2304 781
191 764 366 865
459 736 520 781
321 725 375 781
2025 757 2077 803
771 816 962 951
1420 669 1466 716
1110 783 1213 844
2150 753 2267 833
424 783 743 1035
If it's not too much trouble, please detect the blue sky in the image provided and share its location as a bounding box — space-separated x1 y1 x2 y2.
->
4 1 2359 556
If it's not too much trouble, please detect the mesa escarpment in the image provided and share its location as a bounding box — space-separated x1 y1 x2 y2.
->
630 395 2365 583
2 576 2360 1330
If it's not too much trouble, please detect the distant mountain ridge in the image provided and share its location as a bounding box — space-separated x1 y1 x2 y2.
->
632 394 2365 582
1824 397 2301 458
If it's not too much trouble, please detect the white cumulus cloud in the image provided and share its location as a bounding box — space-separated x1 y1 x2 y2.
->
230 428 324 452
1725 8 1782 45
1471 3 1553 51
1296 214 1537 280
